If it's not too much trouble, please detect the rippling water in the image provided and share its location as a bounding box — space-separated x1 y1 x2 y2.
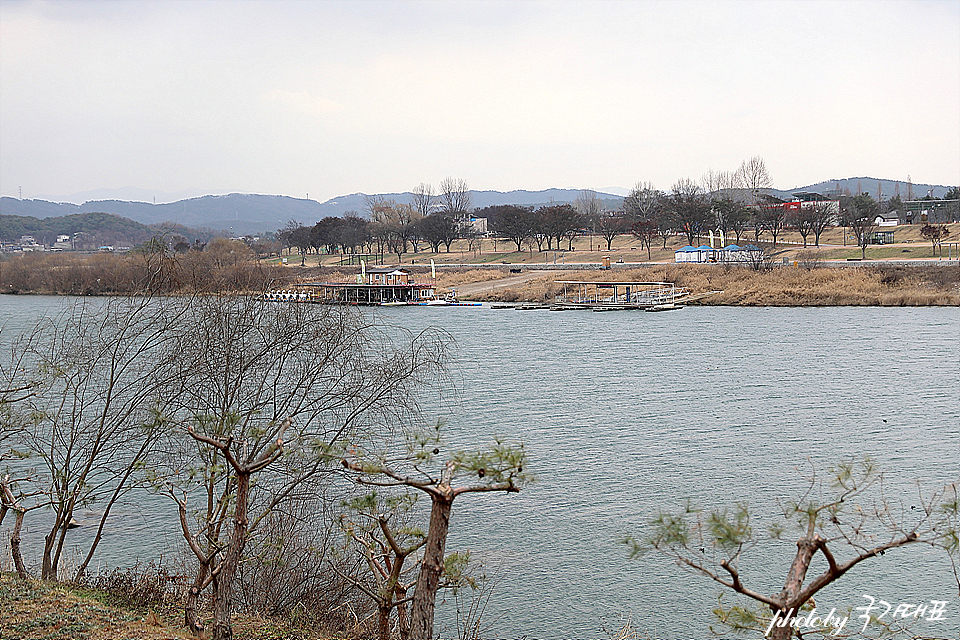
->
2 297 958 638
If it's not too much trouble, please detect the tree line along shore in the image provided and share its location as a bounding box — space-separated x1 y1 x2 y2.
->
0 218 957 304
2 249 957 307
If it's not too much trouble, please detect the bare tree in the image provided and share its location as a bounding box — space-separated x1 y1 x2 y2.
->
4 297 186 581
574 189 603 220
439 177 472 221
849 194 880 259
727 205 752 244
279 220 311 265
623 184 664 222
154 296 448 640
788 205 816 248
418 214 459 253
710 197 739 240
760 203 787 248
365 194 388 219
701 169 738 196
336 490 427 640
920 224 951 257
530 207 551 251
486 205 534 252
345 422 528 640
0 471 43 579
627 457 959 640
630 218 658 261
370 200 418 263
809 200 836 247
411 183 437 219
624 184 666 259
734 156 772 205
595 213 629 251
668 179 711 246
540 204 582 253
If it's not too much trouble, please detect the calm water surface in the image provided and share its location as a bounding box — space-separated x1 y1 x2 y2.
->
1 297 958 638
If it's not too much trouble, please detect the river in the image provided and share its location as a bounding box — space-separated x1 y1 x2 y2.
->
1 297 958 638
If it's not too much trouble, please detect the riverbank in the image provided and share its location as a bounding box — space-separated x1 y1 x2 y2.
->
296 263 959 306
440 263 960 306
0 572 338 640
0 572 186 640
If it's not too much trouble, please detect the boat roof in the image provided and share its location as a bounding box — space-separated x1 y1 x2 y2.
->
366 267 410 274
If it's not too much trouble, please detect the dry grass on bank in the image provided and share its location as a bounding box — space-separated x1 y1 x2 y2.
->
434 268 520 289
0 573 188 640
0 572 353 640
463 264 960 306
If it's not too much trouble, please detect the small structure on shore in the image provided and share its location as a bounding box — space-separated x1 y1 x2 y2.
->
675 244 763 264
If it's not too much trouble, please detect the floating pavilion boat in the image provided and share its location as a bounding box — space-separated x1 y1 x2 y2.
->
274 263 480 307
298 266 438 305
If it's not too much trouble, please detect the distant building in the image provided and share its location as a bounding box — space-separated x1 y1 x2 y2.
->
18 235 44 252
674 244 763 264
904 199 959 224
869 231 895 245
466 217 488 234
366 267 412 285
762 199 840 217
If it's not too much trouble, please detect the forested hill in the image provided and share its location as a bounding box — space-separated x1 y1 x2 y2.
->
792 177 953 200
0 194 323 237
1 190 625 236
0 212 205 248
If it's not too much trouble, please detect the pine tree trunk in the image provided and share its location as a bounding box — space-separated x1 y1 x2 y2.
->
210 470 251 640
378 604 392 640
409 493 453 640
396 585 410 640
210 572 233 640
10 508 28 579
768 620 794 640
1 481 30 580
185 561 210 635
765 536 819 640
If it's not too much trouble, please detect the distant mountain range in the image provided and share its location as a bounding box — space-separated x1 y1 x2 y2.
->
788 177 951 201
2 178 953 237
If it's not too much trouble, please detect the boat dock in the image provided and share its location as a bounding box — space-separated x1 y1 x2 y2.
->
552 281 694 310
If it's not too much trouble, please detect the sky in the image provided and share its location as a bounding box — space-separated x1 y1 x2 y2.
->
1 0 958 204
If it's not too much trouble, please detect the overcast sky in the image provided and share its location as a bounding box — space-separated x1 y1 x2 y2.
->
2 0 958 203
